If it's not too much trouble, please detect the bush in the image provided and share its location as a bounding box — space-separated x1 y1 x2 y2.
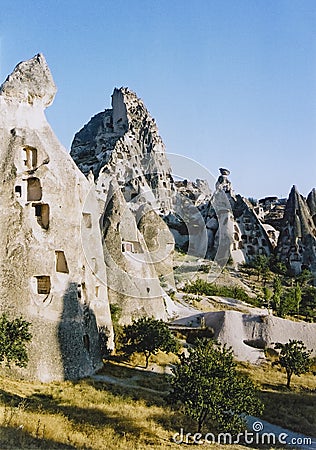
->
183 278 254 303
0 313 32 368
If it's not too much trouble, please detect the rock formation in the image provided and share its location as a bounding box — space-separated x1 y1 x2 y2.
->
307 188 316 226
173 310 316 364
0 54 113 381
277 185 316 275
167 169 274 267
71 87 176 213
71 88 175 323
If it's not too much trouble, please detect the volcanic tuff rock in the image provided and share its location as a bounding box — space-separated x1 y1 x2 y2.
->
168 169 274 267
0 54 113 381
277 185 316 275
307 188 316 226
71 88 175 323
71 87 176 214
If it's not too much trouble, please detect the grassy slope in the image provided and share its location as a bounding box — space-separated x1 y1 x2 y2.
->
0 355 315 449
0 365 245 450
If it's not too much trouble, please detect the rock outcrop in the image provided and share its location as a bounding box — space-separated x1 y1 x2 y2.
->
173 310 316 363
0 54 113 381
168 169 274 267
71 88 175 323
277 185 316 275
71 87 176 214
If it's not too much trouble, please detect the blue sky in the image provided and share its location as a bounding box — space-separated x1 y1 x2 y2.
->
1 0 315 199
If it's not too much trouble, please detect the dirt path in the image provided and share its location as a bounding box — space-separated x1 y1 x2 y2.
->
244 415 315 449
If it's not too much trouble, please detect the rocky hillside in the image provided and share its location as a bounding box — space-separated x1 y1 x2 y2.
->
71 88 176 324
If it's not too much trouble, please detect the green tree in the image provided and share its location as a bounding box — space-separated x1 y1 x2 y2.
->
110 304 124 351
250 255 270 281
121 317 178 368
278 291 296 318
301 286 316 321
0 313 32 368
169 339 263 433
263 286 273 309
294 283 302 316
272 276 282 313
273 340 313 388
296 269 313 287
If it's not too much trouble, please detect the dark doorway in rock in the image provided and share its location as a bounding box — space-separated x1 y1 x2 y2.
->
33 203 49 229
27 177 42 201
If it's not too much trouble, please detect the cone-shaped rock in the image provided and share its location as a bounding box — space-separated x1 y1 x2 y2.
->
0 55 113 381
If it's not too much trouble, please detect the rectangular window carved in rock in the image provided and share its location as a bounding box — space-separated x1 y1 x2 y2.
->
82 212 92 228
55 251 69 273
15 186 22 197
33 203 49 229
27 177 42 201
23 146 37 169
36 276 51 294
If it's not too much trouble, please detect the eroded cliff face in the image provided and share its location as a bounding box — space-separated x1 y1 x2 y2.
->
71 88 176 213
277 186 316 275
0 54 113 381
71 88 175 324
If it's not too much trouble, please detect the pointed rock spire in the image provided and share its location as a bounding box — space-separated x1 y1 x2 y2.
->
0 53 56 107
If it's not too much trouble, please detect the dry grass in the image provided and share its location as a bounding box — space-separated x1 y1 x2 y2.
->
0 356 315 449
0 371 249 450
237 360 316 437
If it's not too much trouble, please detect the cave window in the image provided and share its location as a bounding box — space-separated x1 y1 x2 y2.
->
122 242 134 253
23 146 37 169
15 185 22 197
27 177 42 201
36 276 51 294
247 245 255 256
82 212 92 228
83 334 90 352
55 251 69 273
95 286 99 297
33 203 49 229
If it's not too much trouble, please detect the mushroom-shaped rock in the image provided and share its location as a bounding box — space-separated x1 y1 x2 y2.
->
0 53 56 107
219 168 230 176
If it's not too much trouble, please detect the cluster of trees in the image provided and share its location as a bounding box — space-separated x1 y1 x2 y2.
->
243 255 316 321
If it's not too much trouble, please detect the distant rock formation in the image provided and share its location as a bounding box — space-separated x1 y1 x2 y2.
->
307 188 316 226
71 87 175 214
0 54 113 381
277 185 316 275
71 88 175 323
168 169 274 267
